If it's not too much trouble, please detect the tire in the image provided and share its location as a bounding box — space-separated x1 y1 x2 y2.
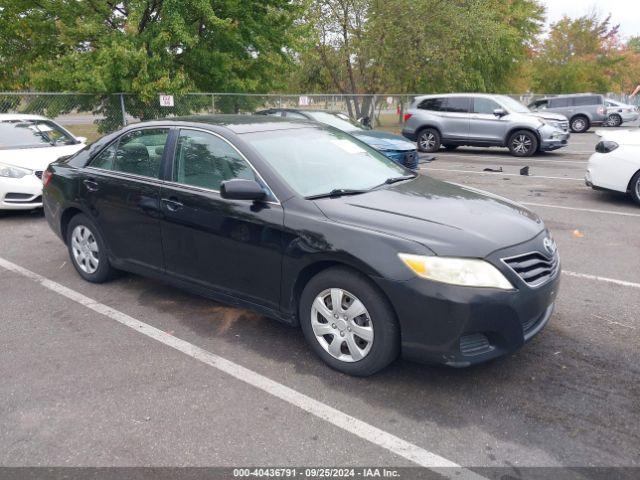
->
416 128 441 153
507 130 538 157
630 171 640 206
607 114 622 127
570 115 590 133
66 213 115 283
443 144 458 151
299 267 400 376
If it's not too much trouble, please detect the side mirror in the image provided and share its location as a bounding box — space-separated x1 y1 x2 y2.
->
75 136 87 144
493 108 507 118
220 179 266 201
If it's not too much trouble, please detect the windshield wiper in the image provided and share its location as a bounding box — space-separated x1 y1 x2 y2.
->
369 173 417 190
306 188 369 200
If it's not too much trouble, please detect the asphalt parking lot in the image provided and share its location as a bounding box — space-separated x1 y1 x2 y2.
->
1 126 639 476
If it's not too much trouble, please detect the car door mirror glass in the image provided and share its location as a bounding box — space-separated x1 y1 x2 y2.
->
220 179 266 201
493 108 507 117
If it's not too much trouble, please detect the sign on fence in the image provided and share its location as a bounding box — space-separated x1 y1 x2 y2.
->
159 95 175 107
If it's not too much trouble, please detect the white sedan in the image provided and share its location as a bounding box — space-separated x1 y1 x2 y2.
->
586 129 640 205
1 114 86 210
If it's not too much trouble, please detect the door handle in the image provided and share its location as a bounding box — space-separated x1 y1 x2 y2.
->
162 198 183 212
83 179 99 192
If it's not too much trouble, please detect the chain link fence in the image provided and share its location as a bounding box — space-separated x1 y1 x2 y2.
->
1 92 638 142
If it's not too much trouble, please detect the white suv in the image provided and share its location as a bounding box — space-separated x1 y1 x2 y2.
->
402 94 570 157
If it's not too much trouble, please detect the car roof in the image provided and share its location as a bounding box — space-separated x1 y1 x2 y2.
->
412 93 503 101
0 113 48 121
538 93 603 100
127 114 318 134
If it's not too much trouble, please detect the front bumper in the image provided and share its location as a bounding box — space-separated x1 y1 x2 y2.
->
539 128 570 151
0 174 44 210
376 233 560 366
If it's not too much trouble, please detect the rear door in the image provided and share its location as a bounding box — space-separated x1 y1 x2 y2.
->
160 128 284 311
468 97 508 143
439 97 471 140
82 128 169 273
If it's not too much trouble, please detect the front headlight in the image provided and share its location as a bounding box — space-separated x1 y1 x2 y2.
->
398 254 514 290
0 163 32 179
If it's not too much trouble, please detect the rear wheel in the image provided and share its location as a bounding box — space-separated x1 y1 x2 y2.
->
630 171 640 206
299 267 400 376
507 130 538 157
416 128 441 153
570 115 590 133
67 213 115 283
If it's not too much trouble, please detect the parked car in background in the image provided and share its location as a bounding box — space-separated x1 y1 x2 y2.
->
528 94 608 133
586 129 640 205
43 115 558 376
0 114 86 211
402 94 569 157
604 99 639 127
255 108 419 169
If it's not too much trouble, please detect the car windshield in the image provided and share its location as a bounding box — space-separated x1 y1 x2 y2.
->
496 96 531 114
305 111 365 132
242 127 408 198
0 120 76 149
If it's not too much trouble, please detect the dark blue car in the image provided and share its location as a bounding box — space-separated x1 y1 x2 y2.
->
255 109 419 169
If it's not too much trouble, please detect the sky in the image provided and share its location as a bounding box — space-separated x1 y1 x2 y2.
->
542 0 640 39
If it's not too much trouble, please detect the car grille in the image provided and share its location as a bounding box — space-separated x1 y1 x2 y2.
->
4 193 42 204
35 170 43 179
403 151 419 169
459 333 493 356
502 251 559 287
559 121 569 132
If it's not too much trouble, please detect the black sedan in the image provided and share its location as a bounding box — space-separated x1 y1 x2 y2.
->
43 116 560 376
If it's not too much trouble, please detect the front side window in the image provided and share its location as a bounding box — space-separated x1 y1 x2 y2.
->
473 97 501 114
173 129 256 191
0 120 77 150
572 96 600 106
242 127 407 198
90 128 168 178
549 97 570 108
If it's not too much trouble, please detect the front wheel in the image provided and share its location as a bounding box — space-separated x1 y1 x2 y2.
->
67 213 115 283
508 130 538 157
299 267 400 376
607 114 622 127
630 171 640 206
417 128 441 153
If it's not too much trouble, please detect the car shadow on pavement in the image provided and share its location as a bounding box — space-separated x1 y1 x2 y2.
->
135 278 640 467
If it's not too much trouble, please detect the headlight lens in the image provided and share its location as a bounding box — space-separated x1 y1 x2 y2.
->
0 163 32 179
398 254 514 290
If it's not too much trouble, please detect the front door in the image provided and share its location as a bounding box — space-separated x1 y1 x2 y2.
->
468 97 508 143
82 128 169 273
160 128 284 311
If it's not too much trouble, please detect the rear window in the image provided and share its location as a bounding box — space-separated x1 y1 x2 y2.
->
0 120 77 150
417 98 444 111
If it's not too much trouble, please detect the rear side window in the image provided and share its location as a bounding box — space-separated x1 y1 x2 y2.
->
89 129 168 179
572 96 601 106
441 97 471 113
417 98 445 111
473 97 501 114
173 129 256 191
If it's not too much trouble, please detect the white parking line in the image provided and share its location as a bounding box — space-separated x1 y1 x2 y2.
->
521 202 640 218
0 256 485 480
425 168 583 181
439 154 587 165
563 271 640 289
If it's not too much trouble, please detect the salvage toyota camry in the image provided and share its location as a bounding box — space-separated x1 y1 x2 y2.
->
43 116 560 376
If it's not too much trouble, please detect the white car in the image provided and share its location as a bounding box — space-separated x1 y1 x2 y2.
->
1 114 86 210
605 99 639 127
586 129 640 205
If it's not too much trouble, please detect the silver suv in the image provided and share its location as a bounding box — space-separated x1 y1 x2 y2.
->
402 94 570 157
528 94 607 133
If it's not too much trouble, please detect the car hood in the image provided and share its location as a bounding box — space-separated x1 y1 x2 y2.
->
0 144 85 171
313 174 544 258
529 112 568 122
350 130 416 151
595 129 640 145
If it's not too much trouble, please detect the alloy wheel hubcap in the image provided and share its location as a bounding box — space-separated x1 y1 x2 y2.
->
636 178 640 199
71 225 99 274
573 119 585 131
310 288 374 362
419 132 436 150
512 134 532 154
